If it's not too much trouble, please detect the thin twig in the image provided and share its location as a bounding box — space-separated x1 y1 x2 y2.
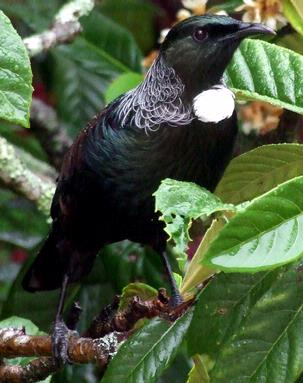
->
30 99 72 170
23 0 96 57
0 137 55 216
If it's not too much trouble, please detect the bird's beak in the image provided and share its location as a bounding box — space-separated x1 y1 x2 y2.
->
231 22 276 40
220 22 275 42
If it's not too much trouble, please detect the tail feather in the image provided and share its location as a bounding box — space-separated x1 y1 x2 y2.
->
22 228 98 292
22 229 66 292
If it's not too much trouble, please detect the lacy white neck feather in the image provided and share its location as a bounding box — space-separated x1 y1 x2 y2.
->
117 55 194 133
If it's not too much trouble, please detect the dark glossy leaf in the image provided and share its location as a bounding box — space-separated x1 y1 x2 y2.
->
158 351 192 383
81 11 142 73
102 310 193 383
0 189 48 248
102 241 168 292
53 10 142 137
99 0 157 53
189 259 303 383
0 0 61 32
1 253 78 332
52 364 99 383
53 38 122 136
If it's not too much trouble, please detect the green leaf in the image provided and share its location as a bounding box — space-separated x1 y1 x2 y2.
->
291 0 303 19
0 188 48 248
105 72 143 104
181 218 224 299
188 271 271 357
173 273 183 289
204 175 303 272
216 144 303 204
119 282 158 311
290 0 303 19
283 0 303 36
158 352 192 383
154 179 234 271
102 310 193 383
0 315 40 335
186 355 210 383
81 10 142 73
0 10 32 127
1 253 78 332
53 12 142 137
0 123 48 162
102 241 168 292
189 260 303 383
98 0 157 53
0 0 61 32
225 39 303 115
277 33 303 55
209 0 242 13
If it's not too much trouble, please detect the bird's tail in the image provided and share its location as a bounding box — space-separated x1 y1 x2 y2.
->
22 228 67 292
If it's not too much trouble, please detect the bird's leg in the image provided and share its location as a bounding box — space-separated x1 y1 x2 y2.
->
160 251 183 307
51 274 71 366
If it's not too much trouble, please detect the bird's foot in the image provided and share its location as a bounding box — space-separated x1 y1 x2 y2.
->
51 317 74 366
169 290 184 308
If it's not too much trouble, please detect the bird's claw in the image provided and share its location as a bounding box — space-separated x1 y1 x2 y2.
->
169 292 184 308
51 317 73 366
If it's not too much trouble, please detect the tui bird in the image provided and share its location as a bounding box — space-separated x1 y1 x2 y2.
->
22 15 273 364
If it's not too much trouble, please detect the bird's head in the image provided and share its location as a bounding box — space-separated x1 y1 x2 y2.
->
161 15 274 98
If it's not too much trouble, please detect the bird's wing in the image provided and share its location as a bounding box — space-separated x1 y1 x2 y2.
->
50 111 106 222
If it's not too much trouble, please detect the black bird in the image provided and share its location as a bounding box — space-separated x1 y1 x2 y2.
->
22 15 273 363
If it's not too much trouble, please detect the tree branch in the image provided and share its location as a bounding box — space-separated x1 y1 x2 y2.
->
0 331 126 383
0 136 55 216
0 328 125 364
0 291 193 383
23 0 96 57
30 99 72 170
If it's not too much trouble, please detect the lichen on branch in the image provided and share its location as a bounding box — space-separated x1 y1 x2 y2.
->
0 137 55 216
23 0 95 56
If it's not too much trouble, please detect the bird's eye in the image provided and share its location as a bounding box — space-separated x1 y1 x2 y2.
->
193 28 208 42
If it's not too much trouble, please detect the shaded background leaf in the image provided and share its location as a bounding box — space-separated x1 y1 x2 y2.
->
53 10 142 137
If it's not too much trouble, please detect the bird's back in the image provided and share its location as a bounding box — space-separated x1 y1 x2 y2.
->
55 95 238 250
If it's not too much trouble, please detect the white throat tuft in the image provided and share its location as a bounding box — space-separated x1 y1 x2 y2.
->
193 85 235 123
